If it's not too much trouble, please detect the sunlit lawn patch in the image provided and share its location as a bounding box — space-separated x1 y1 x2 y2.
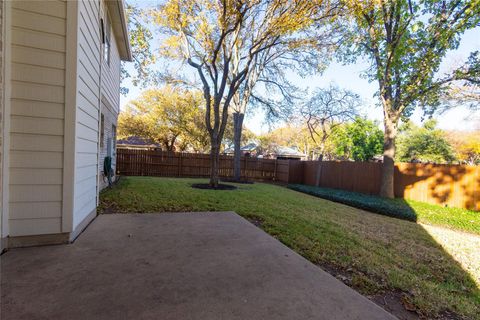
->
289 184 480 235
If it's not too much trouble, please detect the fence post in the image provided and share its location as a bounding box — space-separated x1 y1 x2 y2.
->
273 159 277 182
315 161 322 187
285 160 289 184
472 166 478 211
244 156 248 180
178 153 182 177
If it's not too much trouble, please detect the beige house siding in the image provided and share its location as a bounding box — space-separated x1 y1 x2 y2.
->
73 0 121 228
99 99 118 190
98 4 121 191
101 7 121 113
0 0 128 245
1 0 4 243
8 0 66 236
73 0 101 230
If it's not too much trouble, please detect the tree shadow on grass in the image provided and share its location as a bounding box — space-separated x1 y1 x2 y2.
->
287 185 480 319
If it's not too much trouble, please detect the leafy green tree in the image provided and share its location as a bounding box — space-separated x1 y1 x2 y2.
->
257 125 314 158
299 84 361 160
341 1 480 197
446 130 480 165
396 120 456 163
121 4 157 95
154 0 325 187
118 87 208 152
229 3 338 181
332 117 384 161
119 87 252 153
442 82 480 111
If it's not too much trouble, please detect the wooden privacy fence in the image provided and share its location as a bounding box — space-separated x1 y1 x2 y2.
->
116 148 294 182
301 161 480 211
116 148 479 210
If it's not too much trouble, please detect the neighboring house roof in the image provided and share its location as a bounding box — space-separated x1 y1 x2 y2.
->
106 0 133 61
274 146 306 158
224 143 305 158
117 136 160 147
241 143 258 152
224 142 259 154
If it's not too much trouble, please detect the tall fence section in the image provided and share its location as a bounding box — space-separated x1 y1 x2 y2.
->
116 148 479 211
116 148 293 182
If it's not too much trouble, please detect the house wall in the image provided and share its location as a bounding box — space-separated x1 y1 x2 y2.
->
72 0 101 230
0 0 124 244
8 0 67 236
100 5 121 113
99 99 118 190
1 0 4 244
98 5 120 191
73 0 121 230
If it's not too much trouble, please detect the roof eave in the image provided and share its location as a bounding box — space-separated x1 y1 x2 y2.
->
107 0 133 61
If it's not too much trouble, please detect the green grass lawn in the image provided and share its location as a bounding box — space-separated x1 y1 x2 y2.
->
99 177 480 319
288 184 480 235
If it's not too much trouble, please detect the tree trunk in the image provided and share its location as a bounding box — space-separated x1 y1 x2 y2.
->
318 139 326 161
164 138 176 152
210 137 220 188
233 112 245 181
315 143 325 186
379 116 397 198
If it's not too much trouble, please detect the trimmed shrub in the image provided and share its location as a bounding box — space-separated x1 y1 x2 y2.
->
288 184 417 221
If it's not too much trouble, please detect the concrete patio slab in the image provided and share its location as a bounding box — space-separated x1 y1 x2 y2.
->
1 212 396 320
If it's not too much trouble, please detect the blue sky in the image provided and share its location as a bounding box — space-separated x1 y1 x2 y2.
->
121 2 480 135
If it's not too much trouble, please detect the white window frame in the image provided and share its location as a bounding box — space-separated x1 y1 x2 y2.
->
101 13 111 65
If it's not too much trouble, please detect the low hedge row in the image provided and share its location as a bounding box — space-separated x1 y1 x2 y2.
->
288 184 418 222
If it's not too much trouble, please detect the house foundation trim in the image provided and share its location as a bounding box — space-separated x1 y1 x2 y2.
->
70 208 97 242
7 233 70 249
